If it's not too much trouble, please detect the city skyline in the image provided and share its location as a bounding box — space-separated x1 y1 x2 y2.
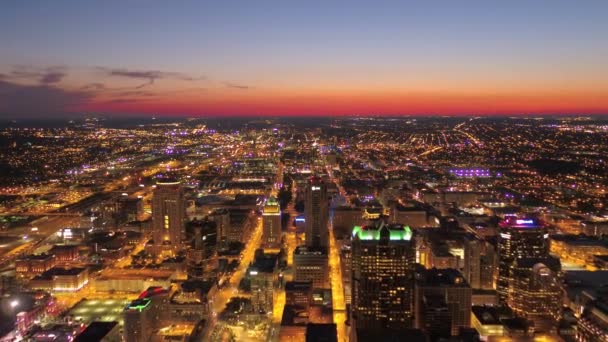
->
2 1 608 118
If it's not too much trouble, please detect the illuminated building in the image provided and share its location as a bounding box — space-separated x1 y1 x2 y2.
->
497 217 549 302
103 196 143 227
351 221 416 330
185 220 217 281
123 287 168 340
471 306 511 339
124 298 153 342
249 252 278 314
262 195 282 248
550 235 608 269
577 298 608 341
152 179 185 257
208 209 230 242
508 257 562 333
28 267 89 292
332 206 363 239
463 235 496 290
294 246 329 288
448 168 491 178
286 280 313 309
414 268 472 336
49 244 80 263
305 176 329 248
340 242 352 305
168 281 212 321
389 201 432 229
15 254 56 276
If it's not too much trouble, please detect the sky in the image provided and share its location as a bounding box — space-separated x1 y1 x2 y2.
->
1 0 607 118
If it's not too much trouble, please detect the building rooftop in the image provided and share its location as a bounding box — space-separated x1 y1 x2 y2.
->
17 253 54 261
74 321 118 342
305 323 337 342
499 217 544 229
126 298 151 312
33 267 87 280
352 221 412 241
471 306 514 325
285 281 313 292
415 268 469 287
294 245 328 255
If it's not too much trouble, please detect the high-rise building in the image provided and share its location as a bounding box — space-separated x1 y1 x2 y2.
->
249 250 278 314
420 293 452 339
186 220 217 281
508 257 562 333
123 298 153 342
305 177 329 248
152 179 185 257
293 246 329 288
263 195 282 248
414 268 472 337
497 217 548 302
463 234 497 290
351 222 416 330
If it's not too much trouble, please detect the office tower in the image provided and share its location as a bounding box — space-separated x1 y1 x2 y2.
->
420 293 452 339
293 246 329 288
305 176 329 248
508 257 562 333
351 222 416 330
285 280 313 309
263 195 282 248
463 234 497 290
414 268 472 337
124 298 153 342
186 220 217 281
497 217 548 302
208 209 230 243
152 179 185 256
249 251 278 314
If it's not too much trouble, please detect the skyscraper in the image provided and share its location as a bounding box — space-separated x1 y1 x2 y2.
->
414 268 472 337
262 195 282 248
152 179 185 257
463 234 497 290
508 257 562 332
497 217 549 302
351 221 416 330
305 176 329 248
186 220 217 281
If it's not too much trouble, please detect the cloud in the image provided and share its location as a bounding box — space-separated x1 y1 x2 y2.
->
7 65 67 84
0 80 92 118
80 82 106 90
225 82 251 90
97 67 205 89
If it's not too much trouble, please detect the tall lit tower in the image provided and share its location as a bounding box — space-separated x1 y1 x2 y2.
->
262 196 282 249
351 222 416 330
508 257 562 332
305 176 328 248
152 179 185 256
497 217 549 302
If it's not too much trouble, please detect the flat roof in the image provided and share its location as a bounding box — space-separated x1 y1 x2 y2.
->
74 321 118 342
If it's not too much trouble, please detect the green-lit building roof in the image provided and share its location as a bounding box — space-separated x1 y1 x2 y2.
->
352 222 412 241
126 298 151 312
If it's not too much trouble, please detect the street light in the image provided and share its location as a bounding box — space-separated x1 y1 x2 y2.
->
10 300 19 309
